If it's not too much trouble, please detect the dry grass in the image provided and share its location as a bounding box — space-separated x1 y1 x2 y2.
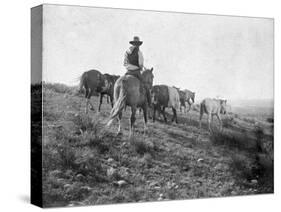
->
40 83 274 207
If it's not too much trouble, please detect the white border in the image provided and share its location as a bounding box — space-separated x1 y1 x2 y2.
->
0 0 279 211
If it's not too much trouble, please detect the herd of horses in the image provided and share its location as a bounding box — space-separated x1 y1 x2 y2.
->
79 69 227 136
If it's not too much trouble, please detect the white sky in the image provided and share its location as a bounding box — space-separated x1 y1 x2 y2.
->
41 4 273 101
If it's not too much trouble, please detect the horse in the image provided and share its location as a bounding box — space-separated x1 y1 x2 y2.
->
79 69 106 113
106 68 154 137
151 85 180 123
182 89 195 112
173 87 195 113
98 74 120 111
199 98 227 131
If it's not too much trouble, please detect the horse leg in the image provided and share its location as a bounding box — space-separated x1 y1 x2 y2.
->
216 114 223 131
98 94 103 112
199 112 203 129
186 103 191 113
153 106 156 122
130 107 137 138
85 88 89 114
87 89 95 111
110 95 114 108
142 106 148 134
208 114 212 132
162 107 167 123
117 111 123 135
172 108 178 123
85 99 89 114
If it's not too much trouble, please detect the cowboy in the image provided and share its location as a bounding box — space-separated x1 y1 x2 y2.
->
124 36 151 105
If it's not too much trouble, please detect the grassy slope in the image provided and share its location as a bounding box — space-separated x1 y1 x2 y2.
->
41 84 273 207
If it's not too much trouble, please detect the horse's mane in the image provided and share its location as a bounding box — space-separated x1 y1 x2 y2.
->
141 68 152 76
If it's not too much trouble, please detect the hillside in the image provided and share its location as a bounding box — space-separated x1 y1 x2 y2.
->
38 83 273 207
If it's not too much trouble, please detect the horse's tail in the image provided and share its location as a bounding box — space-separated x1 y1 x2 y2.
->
107 82 127 126
79 72 87 93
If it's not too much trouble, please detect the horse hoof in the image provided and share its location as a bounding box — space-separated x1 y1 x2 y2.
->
90 108 95 111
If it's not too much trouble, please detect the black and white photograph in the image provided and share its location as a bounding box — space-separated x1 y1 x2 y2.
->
31 3 274 208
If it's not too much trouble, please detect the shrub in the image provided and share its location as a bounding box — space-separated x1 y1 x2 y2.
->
229 152 258 181
43 82 77 94
57 140 78 170
131 137 155 156
72 113 105 135
266 117 274 123
222 116 234 128
210 130 254 151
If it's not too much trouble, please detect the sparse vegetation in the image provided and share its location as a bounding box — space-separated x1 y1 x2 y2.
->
41 83 274 207
43 82 78 95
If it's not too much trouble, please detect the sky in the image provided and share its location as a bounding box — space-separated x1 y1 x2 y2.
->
39 4 273 101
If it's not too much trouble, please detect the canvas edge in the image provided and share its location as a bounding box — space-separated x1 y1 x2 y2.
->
31 4 43 208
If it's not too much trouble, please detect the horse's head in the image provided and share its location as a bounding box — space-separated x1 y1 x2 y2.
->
190 92 195 103
142 67 154 90
220 99 227 114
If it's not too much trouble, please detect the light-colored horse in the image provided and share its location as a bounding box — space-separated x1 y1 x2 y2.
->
182 89 195 112
199 98 227 131
106 68 154 137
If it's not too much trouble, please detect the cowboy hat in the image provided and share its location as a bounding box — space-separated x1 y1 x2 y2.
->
129 36 143 46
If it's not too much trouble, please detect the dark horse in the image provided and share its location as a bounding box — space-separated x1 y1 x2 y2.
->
151 85 180 123
98 74 120 111
107 68 154 137
79 69 107 113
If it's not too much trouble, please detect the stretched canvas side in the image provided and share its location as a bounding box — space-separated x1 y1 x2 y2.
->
31 5 43 208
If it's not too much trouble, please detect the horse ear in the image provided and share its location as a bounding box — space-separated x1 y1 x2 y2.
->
151 67 153 72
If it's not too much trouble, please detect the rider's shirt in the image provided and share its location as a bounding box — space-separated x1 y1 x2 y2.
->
123 46 144 71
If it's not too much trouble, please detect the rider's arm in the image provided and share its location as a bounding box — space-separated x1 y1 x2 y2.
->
138 50 144 69
124 51 140 70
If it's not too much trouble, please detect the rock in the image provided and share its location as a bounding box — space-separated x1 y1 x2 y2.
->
251 179 258 184
81 186 92 191
115 180 127 187
197 158 204 162
64 184 72 189
76 174 85 181
107 158 114 163
149 181 159 187
231 191 237 195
